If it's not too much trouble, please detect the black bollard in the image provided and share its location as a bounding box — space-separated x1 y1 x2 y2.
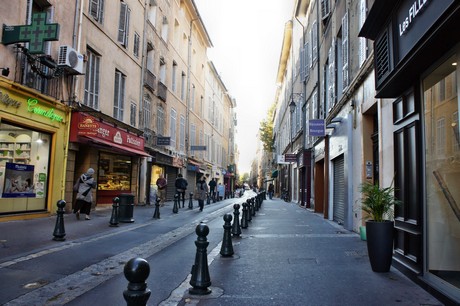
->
251 197 256 217
189 223 212 295
206 193 211 205
247 199 253 222
220 214 234 257
123 257 151 306
173 194 179 213
255 195 260 211
231 203 241 236
212 193 216 203
53 200 66 241
241 202 248 229
110 197 120 227
153 196 160 219
188 192 193 209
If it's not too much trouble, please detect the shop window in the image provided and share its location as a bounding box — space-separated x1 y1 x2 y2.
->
97 153 132 191
423 51 460 292
0 122 51 212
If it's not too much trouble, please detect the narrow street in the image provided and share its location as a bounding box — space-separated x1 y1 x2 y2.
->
0 192 442 306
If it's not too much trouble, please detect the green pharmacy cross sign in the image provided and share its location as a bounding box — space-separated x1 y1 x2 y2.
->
2 12 59 54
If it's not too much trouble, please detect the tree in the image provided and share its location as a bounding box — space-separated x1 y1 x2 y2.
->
259 103 276 152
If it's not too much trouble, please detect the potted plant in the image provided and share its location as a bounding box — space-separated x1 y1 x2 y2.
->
359 180 401 272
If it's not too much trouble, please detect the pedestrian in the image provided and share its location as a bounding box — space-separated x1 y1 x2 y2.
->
208 178 216 200
268 182 274 199
73 168 97 220
217 183 225 200
156 174 167 206
195 175 208 211
175 173 188 207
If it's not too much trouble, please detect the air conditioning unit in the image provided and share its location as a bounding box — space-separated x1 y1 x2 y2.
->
57 45 84 75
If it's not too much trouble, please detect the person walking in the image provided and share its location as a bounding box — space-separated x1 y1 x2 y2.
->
73 168 97 220
175 173 188 207
195 175 208 211
268 182 274 199
156 174 167 206
208 178 216 200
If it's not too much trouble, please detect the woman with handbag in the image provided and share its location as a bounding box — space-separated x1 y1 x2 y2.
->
195 175 208 211
73 168 97 220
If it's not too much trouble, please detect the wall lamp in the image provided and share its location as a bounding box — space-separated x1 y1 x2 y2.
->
1 67 10 77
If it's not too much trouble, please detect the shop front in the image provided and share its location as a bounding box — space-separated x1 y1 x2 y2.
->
147 151 176 202
69 112 149 206
187 158 205 185
0 78 69 220
360 1 460 303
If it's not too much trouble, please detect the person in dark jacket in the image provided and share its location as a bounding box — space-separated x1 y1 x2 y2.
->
175 173 188 207
196 175 208 211
74 168 97 220
208 178 217 200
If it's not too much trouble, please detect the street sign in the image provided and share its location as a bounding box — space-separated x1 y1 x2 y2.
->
309 119 325 137
157 137 170 146
190 145 206 151
284 153 297 162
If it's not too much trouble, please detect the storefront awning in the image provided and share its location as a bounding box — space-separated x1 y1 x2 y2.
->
271 170 279 178
84 136 150 157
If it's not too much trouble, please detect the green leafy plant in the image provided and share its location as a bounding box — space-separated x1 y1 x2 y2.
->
359 181 401 222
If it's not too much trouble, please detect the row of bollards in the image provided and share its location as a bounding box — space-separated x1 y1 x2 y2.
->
120 191 266 305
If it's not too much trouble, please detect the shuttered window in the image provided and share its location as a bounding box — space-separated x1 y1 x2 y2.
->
342 12 349 88
84 49 100 110
358 0 367 67
113 70 125 121
118 2 130 48
90 0 104 23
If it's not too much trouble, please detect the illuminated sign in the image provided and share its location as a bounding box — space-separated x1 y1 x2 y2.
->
27 98 64 122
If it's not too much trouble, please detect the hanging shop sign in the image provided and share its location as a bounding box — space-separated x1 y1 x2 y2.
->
2 12 60 54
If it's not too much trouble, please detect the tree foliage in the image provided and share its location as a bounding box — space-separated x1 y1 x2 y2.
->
259 104 275 152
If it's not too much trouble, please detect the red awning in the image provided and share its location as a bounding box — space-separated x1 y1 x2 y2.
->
83 136 151 157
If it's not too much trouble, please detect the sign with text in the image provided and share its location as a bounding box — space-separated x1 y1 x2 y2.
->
308 119 325 137
284 153 297 163
156 137 171 146
190 145 206 151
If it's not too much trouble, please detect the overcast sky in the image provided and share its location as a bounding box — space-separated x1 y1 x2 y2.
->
194 0 294 174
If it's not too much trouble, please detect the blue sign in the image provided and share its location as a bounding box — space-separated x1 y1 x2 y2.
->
309 119 325 137
190 145 206 151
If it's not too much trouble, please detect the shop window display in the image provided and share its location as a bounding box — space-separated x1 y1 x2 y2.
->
0 122 50 212
97 153 132 191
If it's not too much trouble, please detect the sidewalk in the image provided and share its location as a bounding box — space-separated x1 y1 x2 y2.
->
179 197 443 306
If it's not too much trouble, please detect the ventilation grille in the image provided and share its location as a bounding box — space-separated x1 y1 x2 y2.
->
375 30 391 85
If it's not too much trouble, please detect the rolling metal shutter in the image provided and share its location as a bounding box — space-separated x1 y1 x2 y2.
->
333 155 345 225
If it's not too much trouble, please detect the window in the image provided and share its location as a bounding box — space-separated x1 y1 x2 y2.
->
161 16 168 42
180 115 185 153
358 0 367 67
84 48 100 110
148 1 157 27
118 2 130 48
89 0 104 23
181 72 186 100
130 101 136 127
159 57 166 83
191 84 195 111
133 32 140 57
327 40 336 110
311 21 317 64
436 117 446 156
113 70 125 121
321 0 330 20
157 105 164 135
142 96 151 129
147 48 155 72
342 12 349 89
172 61 177 92
170 108 177 148
199 130 203 158
190 124 196 146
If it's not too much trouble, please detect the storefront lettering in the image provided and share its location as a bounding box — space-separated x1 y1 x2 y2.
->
0 90 21 108
97 127 110 138
27 98 64 122
399 0 429 36
126 135 141 147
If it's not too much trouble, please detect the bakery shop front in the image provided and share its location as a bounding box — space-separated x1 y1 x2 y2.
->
69 111 149 206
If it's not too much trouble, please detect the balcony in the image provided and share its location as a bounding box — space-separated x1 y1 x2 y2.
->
144 70 156 92
157 81 167 102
